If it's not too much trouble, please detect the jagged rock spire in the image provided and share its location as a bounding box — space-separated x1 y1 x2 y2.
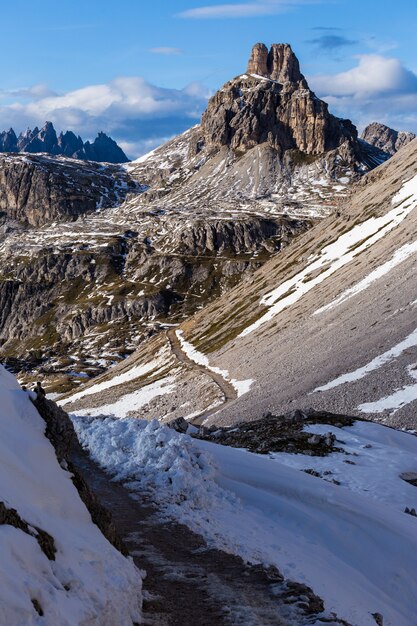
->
247 42 303 84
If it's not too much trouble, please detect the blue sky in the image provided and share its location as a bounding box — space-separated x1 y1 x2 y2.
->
1 0 416 157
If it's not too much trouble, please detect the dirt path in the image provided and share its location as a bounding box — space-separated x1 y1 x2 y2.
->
72 446 327 626
166 329 237 425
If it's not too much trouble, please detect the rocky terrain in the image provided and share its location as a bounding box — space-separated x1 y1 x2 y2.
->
2 43 388 390
0 121 128 163
59 131 417 431
0 152 137 228
361 122 416 156
129 44 386 216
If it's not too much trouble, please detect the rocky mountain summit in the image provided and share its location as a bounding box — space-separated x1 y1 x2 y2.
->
361 122 416 156
204 42 357 156
129 43 387 215
0 43 392 390
0 122 128 163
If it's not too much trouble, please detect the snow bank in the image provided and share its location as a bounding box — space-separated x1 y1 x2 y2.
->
71 415 237 523
240 173 417 337
72 411 417 626
0 366 142 626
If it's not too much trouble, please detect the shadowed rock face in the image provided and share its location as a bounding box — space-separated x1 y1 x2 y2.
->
361 122 416 156
202 42 358 156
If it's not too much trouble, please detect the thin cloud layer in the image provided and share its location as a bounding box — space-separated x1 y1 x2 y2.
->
149 47 183 55
308 34 358 51
178 0 317 19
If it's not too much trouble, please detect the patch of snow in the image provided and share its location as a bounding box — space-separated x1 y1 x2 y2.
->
0 366 142 625
176 330 253 397
240 174 417 337
60 347 168 404
358 363 417 414
73 376 177 419
313 326 417 392
314 239 417 315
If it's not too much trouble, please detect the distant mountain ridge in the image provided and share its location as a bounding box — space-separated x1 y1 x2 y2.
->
0 121 128 163
361 122 416 156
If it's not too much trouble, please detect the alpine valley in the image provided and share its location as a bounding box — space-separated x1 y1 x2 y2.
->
2 43 417 626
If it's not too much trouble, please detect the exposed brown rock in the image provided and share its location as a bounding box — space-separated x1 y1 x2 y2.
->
361 122 416 156
204 42 358 155
0 153 137 227
246 42 269 76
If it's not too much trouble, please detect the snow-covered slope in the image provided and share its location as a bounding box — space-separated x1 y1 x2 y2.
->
0 365 142 626
69 412 417 626
171 137 417 429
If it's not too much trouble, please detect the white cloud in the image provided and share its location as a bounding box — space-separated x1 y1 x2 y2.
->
309 54 417 133
149 47 183 55
0 76 210 159
310 54 417 99
178 0 317 19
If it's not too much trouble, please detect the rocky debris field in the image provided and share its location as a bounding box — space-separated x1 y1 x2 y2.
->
171 409 356 455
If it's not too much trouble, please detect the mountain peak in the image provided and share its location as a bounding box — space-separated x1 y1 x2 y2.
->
247 42 303 84
361 122 416 156
0 123 128 163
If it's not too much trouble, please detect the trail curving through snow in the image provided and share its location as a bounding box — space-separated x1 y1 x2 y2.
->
167 329 238 425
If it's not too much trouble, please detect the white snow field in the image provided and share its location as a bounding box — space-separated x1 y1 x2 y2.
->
0 366 142 626
71 413 417 626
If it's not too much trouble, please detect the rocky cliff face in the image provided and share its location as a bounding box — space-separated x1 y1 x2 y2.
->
202 43 359 156
130 43 387 214
0 153 137 227
0 122 128 163
361 122 416 156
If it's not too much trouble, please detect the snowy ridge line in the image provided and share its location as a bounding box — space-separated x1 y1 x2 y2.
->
314 238 417 315
239 174 417 337
176 330 253 397
313 326 417 392
358 362 417 414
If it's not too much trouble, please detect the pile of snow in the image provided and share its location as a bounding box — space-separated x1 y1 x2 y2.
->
72 411 417 626
0 365 142 626
71 416 237 524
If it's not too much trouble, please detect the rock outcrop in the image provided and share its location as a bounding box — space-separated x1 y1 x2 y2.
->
361 122 416 156
0 153 137 227
33 394 128 554
202 43 359 156
247 42 304 84
0 121 128 163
